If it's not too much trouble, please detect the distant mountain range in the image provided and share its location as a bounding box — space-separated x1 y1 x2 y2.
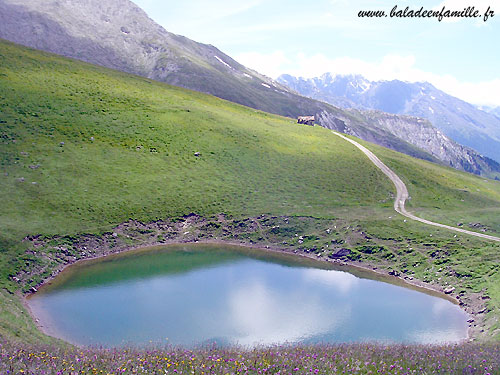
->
1 0 499 177
278 73 500 165
479 105 500 120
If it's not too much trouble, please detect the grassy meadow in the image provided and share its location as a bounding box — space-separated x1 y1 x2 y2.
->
0 38 396 240
1 38 500 370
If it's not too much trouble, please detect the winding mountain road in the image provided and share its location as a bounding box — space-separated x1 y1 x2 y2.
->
332 131 500 242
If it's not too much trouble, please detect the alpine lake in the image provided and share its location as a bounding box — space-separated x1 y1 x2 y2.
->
27 244 468 347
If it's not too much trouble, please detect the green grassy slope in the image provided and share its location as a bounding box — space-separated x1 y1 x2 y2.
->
364 140 500 235
0 39 395 242
1 39 500 342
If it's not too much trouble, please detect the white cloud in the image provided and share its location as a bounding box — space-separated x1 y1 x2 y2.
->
236 51 291 79
236 50 500 106
429 77 500 107
196 0 264 21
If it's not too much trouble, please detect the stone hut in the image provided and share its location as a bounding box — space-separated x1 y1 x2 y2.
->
297 116 315 126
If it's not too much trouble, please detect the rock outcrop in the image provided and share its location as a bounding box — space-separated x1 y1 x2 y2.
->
279 73 500 176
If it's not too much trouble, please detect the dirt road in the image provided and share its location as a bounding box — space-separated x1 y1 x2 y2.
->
332 131 500 242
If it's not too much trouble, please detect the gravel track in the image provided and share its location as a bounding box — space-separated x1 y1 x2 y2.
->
332 131 500 242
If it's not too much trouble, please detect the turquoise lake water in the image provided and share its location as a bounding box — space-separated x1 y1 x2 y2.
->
28 244 468 347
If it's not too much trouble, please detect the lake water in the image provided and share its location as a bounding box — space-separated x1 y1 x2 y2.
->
28 244 468 347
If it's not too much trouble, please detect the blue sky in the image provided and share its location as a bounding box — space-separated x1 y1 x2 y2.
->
133 0 500 106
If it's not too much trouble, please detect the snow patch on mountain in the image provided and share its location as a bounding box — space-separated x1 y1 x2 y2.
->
214 55 232 69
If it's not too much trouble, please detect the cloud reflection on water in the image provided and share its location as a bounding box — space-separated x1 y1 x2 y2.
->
302 268 359 294
407 329 466 344
28 249 469 347
226 279 348 346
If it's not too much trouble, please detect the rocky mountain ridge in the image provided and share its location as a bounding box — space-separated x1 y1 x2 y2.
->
1 0 499 177
278 73 500 166
317 109 498 176
479 106 500 120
